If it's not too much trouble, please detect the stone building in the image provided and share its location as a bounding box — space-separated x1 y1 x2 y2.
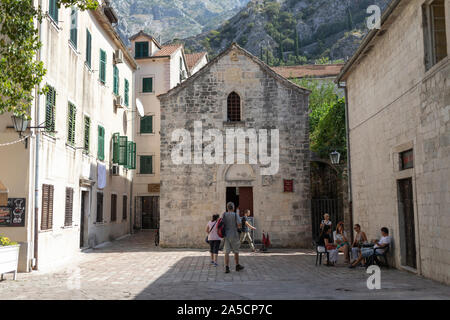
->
158 44 311 248
337 0 450 284
0 1 137 271
129 31 207 231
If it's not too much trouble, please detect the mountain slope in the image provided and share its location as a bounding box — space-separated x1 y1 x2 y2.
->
111 0 250 45
182 0 390 63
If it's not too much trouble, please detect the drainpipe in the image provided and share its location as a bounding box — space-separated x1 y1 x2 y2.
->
32 0 43 270
339 82 353 240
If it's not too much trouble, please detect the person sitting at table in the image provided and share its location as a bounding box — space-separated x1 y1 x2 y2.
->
351 224 368 263
349 227 391 268
318 225 338 266
333 221 350 263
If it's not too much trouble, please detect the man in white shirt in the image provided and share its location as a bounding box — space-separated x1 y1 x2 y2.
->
349 227 391 268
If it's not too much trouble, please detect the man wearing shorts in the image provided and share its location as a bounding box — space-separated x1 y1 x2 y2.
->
223 202 244 273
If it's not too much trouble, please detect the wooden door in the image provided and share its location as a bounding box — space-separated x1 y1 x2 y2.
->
238 187 253 217
398 178 417 269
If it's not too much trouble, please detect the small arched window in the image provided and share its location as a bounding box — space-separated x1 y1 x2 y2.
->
227 92 241 122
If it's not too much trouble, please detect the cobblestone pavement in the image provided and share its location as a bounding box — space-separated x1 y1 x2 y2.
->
1 231 450 300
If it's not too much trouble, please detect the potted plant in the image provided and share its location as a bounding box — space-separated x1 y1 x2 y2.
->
0 235 20 280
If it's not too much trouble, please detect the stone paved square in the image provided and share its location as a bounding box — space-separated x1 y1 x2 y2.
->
1 231 449 300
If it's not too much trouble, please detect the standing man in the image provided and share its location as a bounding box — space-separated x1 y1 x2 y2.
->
223 202 244 273
240 209 256 252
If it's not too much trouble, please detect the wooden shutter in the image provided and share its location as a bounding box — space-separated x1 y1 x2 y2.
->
113 65 119 95
112 133 120 163
84 116 90 153
122 195 127 220
67 103 76 145
140 116 153 133
131 142 136 170
143 78 153 92
86 29 92 67
118 136 128 166
96 192 103 222
140 156 153 174
124 79 129 106
111 194 117 221
49 0 58 22
70 8 78 48
45 86 56 132
64 187 74 227
41 184 54 230
100 49 106 84
98 126 105 161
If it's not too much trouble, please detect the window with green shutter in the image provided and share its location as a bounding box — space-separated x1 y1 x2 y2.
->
98 126 105 161
140 116 153 134
142 77 153 93
112 133 120 163
113 65 119 95
125 142 136 170
140 156 153 174
99 49 106 84
67 103 76 145
124 79 129 106
48 0 58 23
45 85 56 133
70 8 78 48
83 116 90 153
118 136 128 166
135 42 149 58
86 29 92 68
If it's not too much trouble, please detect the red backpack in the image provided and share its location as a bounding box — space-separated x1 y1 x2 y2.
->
217 215 226 238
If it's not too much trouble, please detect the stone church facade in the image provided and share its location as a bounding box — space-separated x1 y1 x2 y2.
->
158 44 311 248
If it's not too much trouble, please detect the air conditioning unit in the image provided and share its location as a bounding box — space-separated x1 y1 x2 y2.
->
181 69 188 80
114 49 124 64
114 96 123 108
111 164 120 176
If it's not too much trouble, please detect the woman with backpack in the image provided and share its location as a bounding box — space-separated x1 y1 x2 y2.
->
206 214 222 267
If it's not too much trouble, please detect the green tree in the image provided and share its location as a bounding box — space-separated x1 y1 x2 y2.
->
0 0 97 118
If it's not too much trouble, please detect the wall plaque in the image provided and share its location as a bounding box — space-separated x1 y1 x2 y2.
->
148 184 160 193
284 180 294 193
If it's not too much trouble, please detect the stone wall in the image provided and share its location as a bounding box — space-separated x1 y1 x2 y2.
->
345 0 450 284
158 45 312 248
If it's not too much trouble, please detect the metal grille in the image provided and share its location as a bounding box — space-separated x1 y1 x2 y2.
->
227 92 241 122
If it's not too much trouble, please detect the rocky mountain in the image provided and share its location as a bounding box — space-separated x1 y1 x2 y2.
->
110 0 250 45
182 0 391 64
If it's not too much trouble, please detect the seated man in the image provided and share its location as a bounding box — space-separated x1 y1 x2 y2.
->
349 227 391 268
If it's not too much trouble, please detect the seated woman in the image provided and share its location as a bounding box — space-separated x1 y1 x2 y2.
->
318 225 338 266
333 221 350 263
351 224 367 263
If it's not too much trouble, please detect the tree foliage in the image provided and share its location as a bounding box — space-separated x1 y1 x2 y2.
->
293 78 347 160
0 0 97 118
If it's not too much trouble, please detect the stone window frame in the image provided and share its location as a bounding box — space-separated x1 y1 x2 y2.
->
422 0 448 71
137 153 156 176
224 90 245 124
139 113 155 135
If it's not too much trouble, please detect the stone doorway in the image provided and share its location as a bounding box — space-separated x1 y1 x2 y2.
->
398 178 417 269
226 187 253 217
142 196 160 230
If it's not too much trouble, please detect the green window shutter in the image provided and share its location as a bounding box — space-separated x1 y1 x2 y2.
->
98 126 105 161
84 116 90 153
49 0 58 22
135 42 149 58
113 65 119 95
124 79 129 106
140 116 153 133
67 103 76 145
100 49 106 84
126 141 133 169
112 133 120 163
70 8 78 48
131 142 136 170
140 156 153 174
118 136 128 166
142 78 153 93
45 86 56 133
86 29 92 67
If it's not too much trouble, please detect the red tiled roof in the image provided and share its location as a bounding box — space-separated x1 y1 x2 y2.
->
185 52 207 70
152 44 183 57
271 64 344 79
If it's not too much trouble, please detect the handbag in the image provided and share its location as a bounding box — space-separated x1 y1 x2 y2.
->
206 220 218 244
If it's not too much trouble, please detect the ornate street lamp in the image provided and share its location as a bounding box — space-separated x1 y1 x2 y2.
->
11 115 29 135
330 150 341 165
